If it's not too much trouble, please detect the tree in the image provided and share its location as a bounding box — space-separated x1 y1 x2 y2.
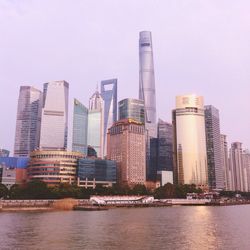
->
132 184 149 195
9 184 24 199
24 180 50 199
0 183 8 199
154 183 175 199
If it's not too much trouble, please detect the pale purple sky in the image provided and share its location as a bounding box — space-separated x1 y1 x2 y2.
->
0 0 250 153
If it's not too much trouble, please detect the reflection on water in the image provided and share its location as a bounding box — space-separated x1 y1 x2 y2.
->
1 206 250 250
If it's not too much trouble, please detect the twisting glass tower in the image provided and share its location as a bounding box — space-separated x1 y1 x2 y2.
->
139 31 156 137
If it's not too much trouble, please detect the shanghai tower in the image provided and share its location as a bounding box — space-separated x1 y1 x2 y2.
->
139 31 156 137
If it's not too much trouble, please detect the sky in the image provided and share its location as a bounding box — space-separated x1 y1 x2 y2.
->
0 0 250 153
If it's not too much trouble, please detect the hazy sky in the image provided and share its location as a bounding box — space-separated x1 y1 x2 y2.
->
1 0 250 153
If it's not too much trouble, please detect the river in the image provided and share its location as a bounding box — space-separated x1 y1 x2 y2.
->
0 205 250 250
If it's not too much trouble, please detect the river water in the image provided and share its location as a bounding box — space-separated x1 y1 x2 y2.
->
0 205 250 250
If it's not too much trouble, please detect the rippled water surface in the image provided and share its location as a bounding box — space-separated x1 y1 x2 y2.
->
1 205 250 250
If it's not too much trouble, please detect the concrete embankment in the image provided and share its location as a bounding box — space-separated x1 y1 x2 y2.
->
0 199 86 212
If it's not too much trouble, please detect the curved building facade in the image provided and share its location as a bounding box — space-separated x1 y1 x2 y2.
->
139 31 156 127
173 95 208 189
27 150 83 186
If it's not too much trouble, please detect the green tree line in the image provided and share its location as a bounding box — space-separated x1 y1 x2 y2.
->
0 181 203 200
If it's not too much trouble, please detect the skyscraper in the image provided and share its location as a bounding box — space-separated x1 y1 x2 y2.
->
242 150 250 192
229 142 245 191
205 105 224 190
139 31 156 137
220 134 231 190
157 119 173 172
87 90 104 158
72 99 88 155
101 79 117 156
107 119 146 187
118 98 145 124
39 81 69 150
173 95 208 189
14 86 42 156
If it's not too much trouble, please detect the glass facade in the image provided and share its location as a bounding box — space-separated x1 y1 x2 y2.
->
14 86 42 156
205 105 224 190
40 81 69 150
0 157 29 169
101 79 117 156
77 158 117 182
88 111 103 157
139 31 156 138
72 99 88 155
173 95 208 189
157 119 173 172
118 98 145 124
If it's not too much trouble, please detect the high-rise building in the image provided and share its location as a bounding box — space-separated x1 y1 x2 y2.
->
242 150 250 192
39 81 69 150
87 90 104 158
157 119 173 172
139 31 157 182
148 119 174 181
173 95 208 189
139 31 157 138
101 79 117 156
118 98 145 124
229 142 245 191
220 134 231 190
205 105 224 190
14 86 42 156
107 119 146 187
72 99 88 155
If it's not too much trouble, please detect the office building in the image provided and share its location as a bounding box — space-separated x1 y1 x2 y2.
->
157 119 173 172
72 99 88 155
107 119 146 187
14 86 42 156
220 134 231 190
77 158 117 187
205 105 224 190
173 95 208 189
157 171 174 186
229 142 245 191
101 79 117 156
119 98 145 124
87 90 104 158
0 157 29 187
27 150 83 186
242 150 250 192
39 81 69 150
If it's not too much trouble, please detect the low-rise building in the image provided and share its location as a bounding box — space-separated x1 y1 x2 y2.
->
27 150 83 186
0 157 29 187
77 158 117 188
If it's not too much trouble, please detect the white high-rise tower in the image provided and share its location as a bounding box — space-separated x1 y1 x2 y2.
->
39 81 69 150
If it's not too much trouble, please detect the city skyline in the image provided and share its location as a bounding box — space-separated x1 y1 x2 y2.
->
1 0 250 151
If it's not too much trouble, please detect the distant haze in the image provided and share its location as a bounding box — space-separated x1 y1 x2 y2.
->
0 0 249 153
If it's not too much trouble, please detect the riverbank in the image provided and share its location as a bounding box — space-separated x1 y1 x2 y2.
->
1 198 250 212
